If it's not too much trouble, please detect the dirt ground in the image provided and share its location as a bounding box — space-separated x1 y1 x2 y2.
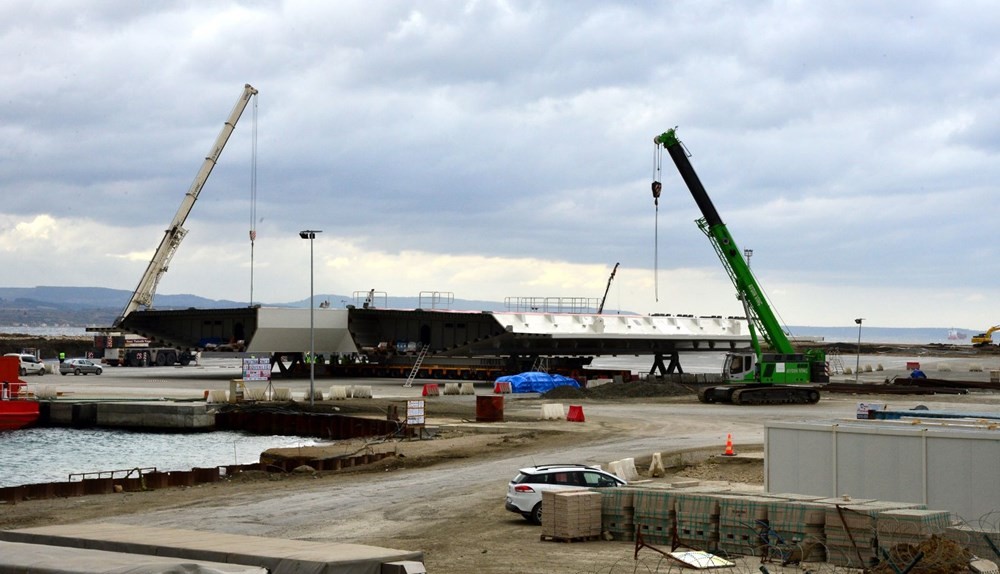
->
0 389 770 574
4 340 997 573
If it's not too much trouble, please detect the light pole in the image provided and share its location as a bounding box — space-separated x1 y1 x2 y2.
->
854 317 864 384
299 230 321 405
744 248 753 267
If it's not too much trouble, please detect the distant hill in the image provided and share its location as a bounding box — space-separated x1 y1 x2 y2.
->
0 286 511 327
0 286 254 327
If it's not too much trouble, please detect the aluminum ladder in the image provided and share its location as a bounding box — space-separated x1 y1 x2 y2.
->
827 348 845 375
530 355 549 373
403 344 431 388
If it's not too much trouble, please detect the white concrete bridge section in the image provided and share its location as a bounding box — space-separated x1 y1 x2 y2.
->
0 523 425 574
346 308 751 357
0 540 266 573
119 307 750 372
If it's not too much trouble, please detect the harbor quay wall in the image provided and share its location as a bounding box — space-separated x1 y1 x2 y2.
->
2 404 407 504
37 400 408 440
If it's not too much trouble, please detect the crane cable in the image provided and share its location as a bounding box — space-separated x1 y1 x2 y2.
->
249 93 258 306
651 143 663 302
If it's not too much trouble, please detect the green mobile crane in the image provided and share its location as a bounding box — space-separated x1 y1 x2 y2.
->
653 128 826 405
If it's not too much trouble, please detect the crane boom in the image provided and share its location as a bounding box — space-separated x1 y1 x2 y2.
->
115 84 258 326
652 127 825 405
597 262 619 314
653 128 794 355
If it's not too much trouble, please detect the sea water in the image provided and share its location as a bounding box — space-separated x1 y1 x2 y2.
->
1 427 319 488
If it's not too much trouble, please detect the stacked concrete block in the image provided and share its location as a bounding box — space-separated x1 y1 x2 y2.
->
945 524 1000 562
761 499 828 563
876 509 951 553
673 491 721 551
542 490 602 540
823 501 924 568
633 487 675 545
716 495 770 558
600 487 636 541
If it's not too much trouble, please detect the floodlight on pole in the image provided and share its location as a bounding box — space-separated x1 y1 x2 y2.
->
299 230 322 405
744 248 753 267
854 318 864 384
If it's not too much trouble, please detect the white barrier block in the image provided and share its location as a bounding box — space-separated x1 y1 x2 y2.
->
587 378 612 389
329 385 349 400
35 385 57 399
648 452 666 478
540 403 564 420
208 390 228 403
459 382 475 395
619 457 640 482
273 387 292 401
970 363 984 372
443 383 460 395
353 385 373 398
607 460 625 479
245 388 265 401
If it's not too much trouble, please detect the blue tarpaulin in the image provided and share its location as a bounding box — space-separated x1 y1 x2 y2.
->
494 372 581 394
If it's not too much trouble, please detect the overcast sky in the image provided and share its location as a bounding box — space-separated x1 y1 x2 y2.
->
1 1 997 329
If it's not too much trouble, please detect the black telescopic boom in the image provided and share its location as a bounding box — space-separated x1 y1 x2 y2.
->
654 129 724 227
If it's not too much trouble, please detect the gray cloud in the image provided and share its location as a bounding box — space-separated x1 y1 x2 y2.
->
1 1 998 327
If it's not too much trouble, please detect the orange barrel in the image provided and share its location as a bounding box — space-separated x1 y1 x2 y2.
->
476 395 504 422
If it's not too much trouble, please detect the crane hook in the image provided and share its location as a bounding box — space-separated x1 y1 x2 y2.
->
651 181 662 206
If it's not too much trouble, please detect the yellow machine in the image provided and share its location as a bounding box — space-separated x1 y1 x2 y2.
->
971 325 1000 346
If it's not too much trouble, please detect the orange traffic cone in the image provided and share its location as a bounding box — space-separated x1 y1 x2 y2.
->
723 433 736 456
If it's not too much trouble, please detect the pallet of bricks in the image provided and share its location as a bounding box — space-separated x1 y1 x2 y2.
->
540 489 602 542
631 485 675 545
600 487 639 542
628 486 753 552
715 493 772 559
673 489 722 551
759 494 828 564
821 499 927 568
876 508 954 566
945 522 1000 563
